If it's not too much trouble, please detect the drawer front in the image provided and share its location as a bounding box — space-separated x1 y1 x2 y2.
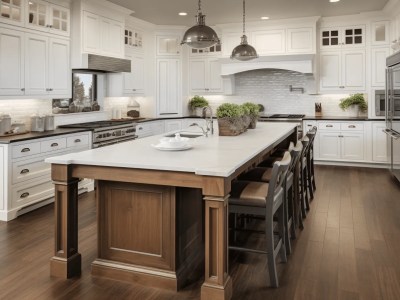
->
12 157 50 185
12 142 41 159
340 122 364 131
318 122 341 131
12 180 54 209
136 123 152 138
67 134 90 149
41 137 67 153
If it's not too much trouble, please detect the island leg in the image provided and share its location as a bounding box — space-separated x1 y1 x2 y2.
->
50 164 81 278
201 195 232 300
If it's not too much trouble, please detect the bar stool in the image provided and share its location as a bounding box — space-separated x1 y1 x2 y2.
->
299 136 310 217
239 142 302 255
306 126 317 194
229 152 291 287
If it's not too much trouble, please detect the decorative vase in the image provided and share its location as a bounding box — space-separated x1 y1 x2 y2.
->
347 105 360 117
193 107 204 117
218 117 242 136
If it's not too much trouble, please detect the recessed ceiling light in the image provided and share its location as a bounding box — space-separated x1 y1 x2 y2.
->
179 12 188 16
329 0 340 2
261 16 269 20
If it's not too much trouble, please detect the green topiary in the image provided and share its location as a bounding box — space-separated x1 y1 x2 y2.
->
189 95 209 110
339 94 368 113
216 103 244 118
242 102 260 116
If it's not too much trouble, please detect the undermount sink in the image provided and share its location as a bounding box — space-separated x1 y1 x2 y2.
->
164 133 204 138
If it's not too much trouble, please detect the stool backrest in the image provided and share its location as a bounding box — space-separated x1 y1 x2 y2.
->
289 141 303 173
301 136 310 159
267 151 292 207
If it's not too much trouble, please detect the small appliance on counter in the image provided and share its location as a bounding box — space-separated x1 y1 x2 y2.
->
31 115 45 132
0 114 11 135
127 99 141 118
44 115 55 131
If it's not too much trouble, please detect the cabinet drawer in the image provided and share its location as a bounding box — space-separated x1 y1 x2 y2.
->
12 142 41 159
340 123 364 131
318 122 341 131
67 134 90 148
12 157 50 184
12 180 54 209
41 137 67 153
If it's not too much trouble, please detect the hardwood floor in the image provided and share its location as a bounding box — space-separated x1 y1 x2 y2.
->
1 165 400 300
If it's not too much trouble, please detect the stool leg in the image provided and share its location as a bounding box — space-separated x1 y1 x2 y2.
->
266 212 279 287
311 157 316 192
283 182 292 255
303 166 311 211
278 205 287 263
288 185 296 240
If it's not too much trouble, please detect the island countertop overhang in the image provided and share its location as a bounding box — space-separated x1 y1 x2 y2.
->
45 122 297 177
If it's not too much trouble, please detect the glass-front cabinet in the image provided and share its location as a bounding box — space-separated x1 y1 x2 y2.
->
26 0 69 36
0 0 23 25
320 26 365 49
124 28 143 50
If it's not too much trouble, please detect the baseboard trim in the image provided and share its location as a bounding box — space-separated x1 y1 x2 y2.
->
315 161 390 169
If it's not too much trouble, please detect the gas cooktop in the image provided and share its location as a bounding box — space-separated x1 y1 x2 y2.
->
268 114 306 119
59 120 135 129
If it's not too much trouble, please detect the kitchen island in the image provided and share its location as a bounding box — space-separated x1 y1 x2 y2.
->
46 122 297 300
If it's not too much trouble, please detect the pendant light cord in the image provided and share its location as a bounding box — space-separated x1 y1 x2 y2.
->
198 0 202 14
243 0 246 35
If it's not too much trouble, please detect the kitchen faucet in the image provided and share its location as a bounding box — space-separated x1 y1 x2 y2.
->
202 105 214 135
189 123 208 137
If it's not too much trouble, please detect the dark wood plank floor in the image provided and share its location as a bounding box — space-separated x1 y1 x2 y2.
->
1 165 400 300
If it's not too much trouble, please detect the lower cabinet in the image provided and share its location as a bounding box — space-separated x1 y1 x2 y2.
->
0 131 92 221
372 122 388 162
341 132 365 161
164 119 182 132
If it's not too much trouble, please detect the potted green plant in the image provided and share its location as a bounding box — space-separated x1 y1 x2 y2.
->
241 104 251 130
339 94 368 117
216 103 244 136
188 95 209 117
242 102 260 129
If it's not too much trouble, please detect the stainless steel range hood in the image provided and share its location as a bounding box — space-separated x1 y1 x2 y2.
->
73 53 131 73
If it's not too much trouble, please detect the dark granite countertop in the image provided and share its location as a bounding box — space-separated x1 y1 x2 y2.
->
136 116 204 123
0 128 91 144
303 116 384 121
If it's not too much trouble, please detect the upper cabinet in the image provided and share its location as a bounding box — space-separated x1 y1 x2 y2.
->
189 58 223 95
190 44 221 56
0 0 24 26
320 25 365 50
371 21 390 46
252 29 286 55
26 0 70 37
156 35 181 56
124 27 143 51
287 27 315 53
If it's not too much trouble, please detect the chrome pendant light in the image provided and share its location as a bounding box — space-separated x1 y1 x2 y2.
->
181 0 220 49
231 0 258 61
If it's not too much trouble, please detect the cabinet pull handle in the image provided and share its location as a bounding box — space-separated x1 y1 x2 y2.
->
51 143 59 147
138 127 143 130
326 125 333 128
20 192 30 199
21 148 30 153
339 86 345 89
21 88 25 92
20 169 30 174
74 139 81 143
307 125 312 127
348 125 356 128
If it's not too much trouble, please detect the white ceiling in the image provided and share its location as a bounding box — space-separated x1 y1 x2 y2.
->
107 0 389 26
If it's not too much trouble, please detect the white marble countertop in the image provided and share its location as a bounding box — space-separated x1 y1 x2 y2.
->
45 122 296 177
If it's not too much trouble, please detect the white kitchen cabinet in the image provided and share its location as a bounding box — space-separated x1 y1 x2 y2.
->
371 47 390 87
157 58 181 117
0 27 25 96
26 0 69 37
190 44 221 56
372 122 388 162
189 57 223 94
371 21 390 46
0 131 92 221
136 121 165 138
25 33 70 97
164 119 182 133
320 25 365 50
341 132 365 161
287 27 314 54
82 10 123 58
252 29 286 55
157 35 180 56
221 32 241 57
319 132 341 160
0 0 24 26
320 50 365 92
124 27 143 50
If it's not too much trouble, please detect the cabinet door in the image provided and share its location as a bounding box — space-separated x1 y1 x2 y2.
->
319 132 341 160
320 51 341 90
189 59 207 93
83 11 100 54
123 55 145 95
372 47 390 87
371 21 390 46
26 0 49 33
0 0 24 26
320 28 341 49
341 132 364 161
157 59 180 116
48 38 70 97
208 58 223 93
0 28 24 96
106 19 124 57
342 26 365 48
157 36 180 56
342 50 365 91
252 30 285 55
164 120 182 133
221 32 241 57
49 4 69 36
25 33 48 95
287 28 314 54
372 122 388 162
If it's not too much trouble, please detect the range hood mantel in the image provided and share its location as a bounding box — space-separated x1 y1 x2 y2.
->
220 54 315 76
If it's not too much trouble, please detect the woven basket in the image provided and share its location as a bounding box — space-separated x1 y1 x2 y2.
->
249 115 258 129
242 115 251 130
218 117 242 136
